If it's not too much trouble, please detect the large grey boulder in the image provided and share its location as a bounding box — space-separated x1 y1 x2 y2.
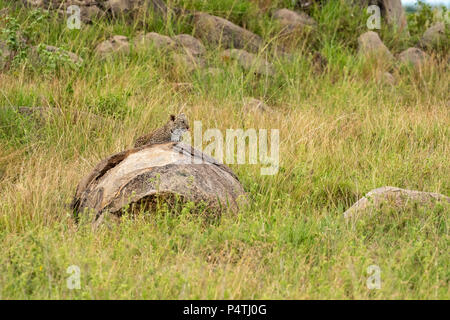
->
379 0 407 31
71 142 247 224
193 12 263 53
344 186 450 220
221 49 274 76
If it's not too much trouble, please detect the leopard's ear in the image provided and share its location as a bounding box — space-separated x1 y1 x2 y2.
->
170 114 176 121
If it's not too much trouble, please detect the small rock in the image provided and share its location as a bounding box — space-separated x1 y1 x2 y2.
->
344 186 449 220
358 31 394 62
421 22 446 49
172 34 205 56
95 35 130 57
273 8 316 27
398 47 429 69
193 12 263 53
221 49 274 76
134 32 177 51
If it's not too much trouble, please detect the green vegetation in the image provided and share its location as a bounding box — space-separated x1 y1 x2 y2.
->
0 0 448 299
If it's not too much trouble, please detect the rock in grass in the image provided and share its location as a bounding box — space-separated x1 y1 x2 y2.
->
272 9 316 49
344 186 450 220
134 32 177 51
95 35 130 57
105 0 169 18
79 4 105 23
379 0 408 32
71 143 247 224
193 12 263 53
420 22 447 50
358 31 394 62
221 49 274 76
172 34 206 56
398 47 429 69
272 8 316 35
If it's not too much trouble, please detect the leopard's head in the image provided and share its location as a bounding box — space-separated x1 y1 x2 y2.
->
168 113 190 142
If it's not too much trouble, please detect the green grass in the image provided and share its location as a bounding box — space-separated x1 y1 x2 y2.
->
0 0 448 299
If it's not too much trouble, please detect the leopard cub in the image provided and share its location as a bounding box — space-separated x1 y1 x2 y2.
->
134 113 190 148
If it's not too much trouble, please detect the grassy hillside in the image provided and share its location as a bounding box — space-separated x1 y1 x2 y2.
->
0 0 448 299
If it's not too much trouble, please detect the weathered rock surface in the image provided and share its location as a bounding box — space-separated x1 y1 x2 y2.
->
273 8 316 29
71 142 247 223
344 186 450 220
221 49 274 76
353 1 407 32
134 32 176 51
378 0 407 31
79 4 104 22
398 47 429 69
105 0 169 17
193 12 263 53
420 22 446 49
173 34 206 56
358 31 394 61
95 35 130 57
272 8 316 47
